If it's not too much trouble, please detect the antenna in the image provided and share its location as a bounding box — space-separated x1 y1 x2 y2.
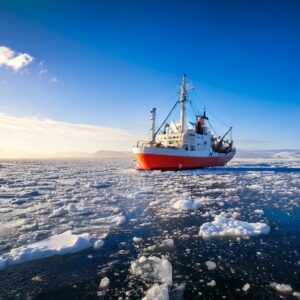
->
180 74 187 133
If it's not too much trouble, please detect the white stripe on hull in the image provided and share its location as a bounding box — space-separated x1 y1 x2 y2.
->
132 146 235 158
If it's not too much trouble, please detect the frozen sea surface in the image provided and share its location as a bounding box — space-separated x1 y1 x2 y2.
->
0 158 299 299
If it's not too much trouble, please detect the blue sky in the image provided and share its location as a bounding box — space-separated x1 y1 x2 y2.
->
0 0 299 156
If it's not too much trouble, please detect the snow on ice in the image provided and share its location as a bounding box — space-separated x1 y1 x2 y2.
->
205 260 216 270
130 256 172 285
270 282 293 294
93 239 104 249
173 199 201 210
99 277 110 289
142 283 169 300
242 283 251 292
199 213 270 237
207 280 216 287
0 230 91 271
48 207 66 218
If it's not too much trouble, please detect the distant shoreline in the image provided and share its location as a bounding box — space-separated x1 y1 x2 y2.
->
0 149 299 160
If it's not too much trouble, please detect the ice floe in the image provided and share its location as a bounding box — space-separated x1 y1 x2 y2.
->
142 283 169 300
99 277 110 289
205 260 216 270
133 236 143 243
0 158 299 298
0 230 91 271
242 283 251 292
48 207 66 218
207 280 216 287
199 213 270 237
130 256 172 285
270 282 293 293
159 239 174 250
93 239 104 249
293 292 300 299
173 199 201 211
111 214 126 226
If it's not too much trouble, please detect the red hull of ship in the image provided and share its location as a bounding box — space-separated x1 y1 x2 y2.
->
135 153 234 170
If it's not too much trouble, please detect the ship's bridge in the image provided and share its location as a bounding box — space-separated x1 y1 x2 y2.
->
156 124 212 151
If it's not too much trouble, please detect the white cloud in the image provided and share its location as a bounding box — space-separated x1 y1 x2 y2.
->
0 46 33 71
39 69 48 75
49 76 58 83
0 113 138 157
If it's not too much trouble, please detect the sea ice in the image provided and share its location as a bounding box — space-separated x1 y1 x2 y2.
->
93 239 104 249
254 209 264 215
242 283 251 292
130 256 172 285
88 181 113 189
159 239 174 250
199 213 270 237
48 207 66 218
173 199 200 211
205 261 216 270
270 282 293 293
0 230 91 271
112 215 126 226
133 237 143 243
99 277 110 289
293 291 300 299
142 283 169 300
207 280 216 287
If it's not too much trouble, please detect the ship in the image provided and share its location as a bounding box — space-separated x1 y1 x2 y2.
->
132 74 236 170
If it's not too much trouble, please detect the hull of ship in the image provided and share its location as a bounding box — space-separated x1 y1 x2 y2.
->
133 147 235 170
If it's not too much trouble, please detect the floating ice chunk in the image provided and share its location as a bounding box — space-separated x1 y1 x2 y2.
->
205 261 216 270
254 209 264 215
173 199 200 211
93 239 104 249
48 207 66 218
270 282 293 294
133 237 143 243
99 277 110 289
242 283 251 292
202 211 210 217
112 215 126 226
142 283 169 300
207 280 216 287
130 256 172 285
0 230 91 271
199 213 270 238
31 275 42 282
159 239 174 250
231 211 240 219
293 291 300 299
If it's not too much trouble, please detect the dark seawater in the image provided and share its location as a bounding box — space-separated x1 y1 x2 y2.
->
0 158 299 299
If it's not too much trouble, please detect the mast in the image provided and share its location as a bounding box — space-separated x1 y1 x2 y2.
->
180 73 187 133
150 108 156 143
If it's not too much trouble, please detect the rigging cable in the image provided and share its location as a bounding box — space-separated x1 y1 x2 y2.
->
193 89 231 128
154 101 179 138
